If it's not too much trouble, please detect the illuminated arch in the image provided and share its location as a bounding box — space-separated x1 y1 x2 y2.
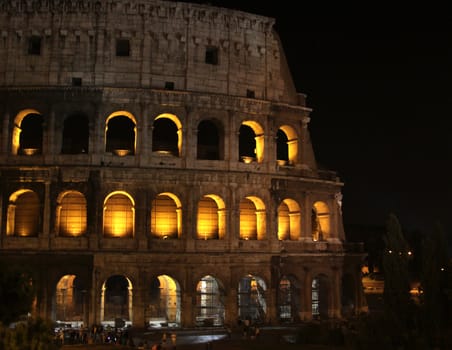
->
277 198 301 240
312 274 330 320
55 275 87 324
7 189 40 236
197 194 226 240
239 196 266 240
312 201 330 241
152 113 183 157
105 111 137 156
238 274 267 323
56 191 87 237
101 275 133 326
150 192 182 239
147 275 181 327
196 275 225 326
103 191 135 238
239 120 264 163
278 275 301 322
277 125 298 165
12 109 43 155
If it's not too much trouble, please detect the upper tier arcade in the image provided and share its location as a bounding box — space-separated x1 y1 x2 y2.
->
0 0 301 105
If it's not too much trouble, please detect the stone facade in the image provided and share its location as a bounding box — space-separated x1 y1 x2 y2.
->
0 0 366 328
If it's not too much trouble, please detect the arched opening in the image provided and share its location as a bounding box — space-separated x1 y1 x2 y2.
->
150 193 182 239
105 114 136 156
147 275 181 328
239 121 264 163
341 273 356 317
277 125 298 165
197 120 222 160
152 114 182 157
239 125 255 162
238 275 267 323
312 201 330 241
101 275 132 327
18 112 43 155
54 275 87 327
197 195 226 240
61 113 89 154
278 275 300 323
276 129 288 163
277 199 301 240
196 275 225 327
57 191 87 237
312 274 329 320
239 196 266 240
7 190 40 236
103 192 135 238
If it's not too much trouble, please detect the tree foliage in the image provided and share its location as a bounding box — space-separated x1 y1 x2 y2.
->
0 262 36 326
420 222 450 340
382 214 411 329
382 214 411 309
0 317 59 350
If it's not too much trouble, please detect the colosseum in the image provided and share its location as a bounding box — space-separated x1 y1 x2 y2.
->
0 0 366 329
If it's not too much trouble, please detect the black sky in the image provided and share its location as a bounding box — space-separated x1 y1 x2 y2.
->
175 1 452 235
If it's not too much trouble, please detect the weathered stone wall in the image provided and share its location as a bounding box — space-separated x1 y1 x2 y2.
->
0 0 298 104
0 0 366 329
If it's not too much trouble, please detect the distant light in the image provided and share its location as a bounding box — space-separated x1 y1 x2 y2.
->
407 251 412 256
388 250 392 254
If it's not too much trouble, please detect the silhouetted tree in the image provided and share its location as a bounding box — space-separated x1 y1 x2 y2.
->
420 222 449 345
382 213 412 345
0 262 35 325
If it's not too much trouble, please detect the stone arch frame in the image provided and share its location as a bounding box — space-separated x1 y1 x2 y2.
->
150 192 183 239
100 274 134 327
194 274 226 327
311 272 332 320
6 189 41 237
277 198 301 241
196 194 226 240
56 190 87 237
102 191 135 238
276 124 299 166
277 274 301 323
312 201 331 241
196 118 224 160
147 273 182 327
53 274 88 324
61 111 90 154
239 195 266 240
238 120 265 163
11 108 43 155
237 273 268 323
152 113 183 157
105 111 137 156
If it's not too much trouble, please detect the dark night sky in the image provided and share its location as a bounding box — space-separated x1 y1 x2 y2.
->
175 2 452 235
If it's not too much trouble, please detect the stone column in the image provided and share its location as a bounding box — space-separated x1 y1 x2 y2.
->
43 109 55 156
331 267 342 318
40 181 51 249
224 287 238 326
266 285 277 325
140 104 149 160
1 111 9 155
301 193 311 241
299 116 310 167
132 283 146 329
300 268 312 321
